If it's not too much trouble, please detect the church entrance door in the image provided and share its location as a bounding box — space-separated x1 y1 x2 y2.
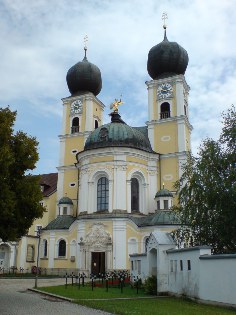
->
91 252 105 276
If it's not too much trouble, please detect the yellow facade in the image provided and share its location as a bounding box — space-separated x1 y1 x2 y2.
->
13 35 193 276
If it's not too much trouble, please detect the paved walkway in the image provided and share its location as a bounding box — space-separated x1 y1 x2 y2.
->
0 278 112 315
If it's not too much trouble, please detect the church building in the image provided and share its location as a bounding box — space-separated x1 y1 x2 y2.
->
0 25 192 276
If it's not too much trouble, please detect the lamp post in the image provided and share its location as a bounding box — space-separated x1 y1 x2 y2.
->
34 226 41 288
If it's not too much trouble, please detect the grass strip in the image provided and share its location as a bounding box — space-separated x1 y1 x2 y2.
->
77 298 236 315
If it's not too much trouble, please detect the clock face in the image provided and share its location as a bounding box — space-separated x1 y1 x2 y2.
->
71 100 82 114
157 83 173 100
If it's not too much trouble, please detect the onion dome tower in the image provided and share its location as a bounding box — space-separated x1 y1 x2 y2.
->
66 44 102 96
147 20 188 79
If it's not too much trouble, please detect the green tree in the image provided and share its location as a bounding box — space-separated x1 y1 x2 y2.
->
173 105 236 253
0 107 44 241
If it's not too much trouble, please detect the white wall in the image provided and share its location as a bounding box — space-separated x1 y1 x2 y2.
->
167 247 236 307
130 254 148 281
199 255 236 305
167 247 211 298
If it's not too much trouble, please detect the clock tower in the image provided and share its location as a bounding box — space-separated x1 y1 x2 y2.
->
146 21 192 195
57 45 105 212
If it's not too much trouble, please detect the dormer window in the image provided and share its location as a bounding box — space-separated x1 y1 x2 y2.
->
71 117 79 133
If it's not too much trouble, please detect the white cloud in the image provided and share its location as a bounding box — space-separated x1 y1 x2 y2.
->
0 0 235 173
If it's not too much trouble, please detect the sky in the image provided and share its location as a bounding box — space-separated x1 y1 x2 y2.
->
0 0 236 175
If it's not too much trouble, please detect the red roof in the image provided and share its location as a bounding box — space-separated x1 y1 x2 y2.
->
39 173 58 197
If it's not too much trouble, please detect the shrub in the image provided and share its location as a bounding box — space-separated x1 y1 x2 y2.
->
144 276 157 295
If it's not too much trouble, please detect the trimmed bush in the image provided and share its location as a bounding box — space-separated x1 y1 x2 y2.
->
144 276 157 295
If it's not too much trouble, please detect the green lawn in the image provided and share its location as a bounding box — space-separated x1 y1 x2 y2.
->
78 299 236 315
39 284 147 299
39 284 236 315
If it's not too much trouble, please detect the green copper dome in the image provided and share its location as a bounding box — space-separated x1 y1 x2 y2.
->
58 196 73 205
84 112 153 153
155 189 173 198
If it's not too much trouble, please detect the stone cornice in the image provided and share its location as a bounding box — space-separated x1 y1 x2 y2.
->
145 74 190 92
146 115 193 131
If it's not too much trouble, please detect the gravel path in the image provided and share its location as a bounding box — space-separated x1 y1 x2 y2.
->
0 278 113 315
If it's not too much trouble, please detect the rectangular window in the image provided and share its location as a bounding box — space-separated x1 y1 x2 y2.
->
170 260 173 272
131 261 134 271
137 260 141 274
187 260 191 270
35 225 42 236
63 207 67 215
174 260 177 272
164 200 168 209
180 260 183 271
157 200 160 210
26 245 35 262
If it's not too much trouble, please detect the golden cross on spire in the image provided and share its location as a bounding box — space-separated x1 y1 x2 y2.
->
84 34 88 50
84 35 88 57
162 12 168 29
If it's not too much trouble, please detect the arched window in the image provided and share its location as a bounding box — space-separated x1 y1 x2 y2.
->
144 236 149 253
128 238 138 255
97 177 109 211
131 178 139 212
160 102 170 119
43 239 47 257
71 117 79 133
95 119 98 129
58 239 66 257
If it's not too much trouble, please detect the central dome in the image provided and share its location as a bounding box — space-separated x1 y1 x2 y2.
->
84 112 153 153
147 29 189 79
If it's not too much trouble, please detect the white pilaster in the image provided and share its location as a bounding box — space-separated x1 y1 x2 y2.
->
56 170 64 209
148 124 155 150
142 183 148 214
113 220 126 269
108 179 113 213
147 83 155 121
79 170 89 213
85 96 93 131
87 181 94 213
19 237 27 268
177 120 186 152
176 79 184 116
148 171 157 212
114 165 127 210
48 232 55 268
77 222 85 270
58 138 65 167
61 103 67 134
126 180 131 213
